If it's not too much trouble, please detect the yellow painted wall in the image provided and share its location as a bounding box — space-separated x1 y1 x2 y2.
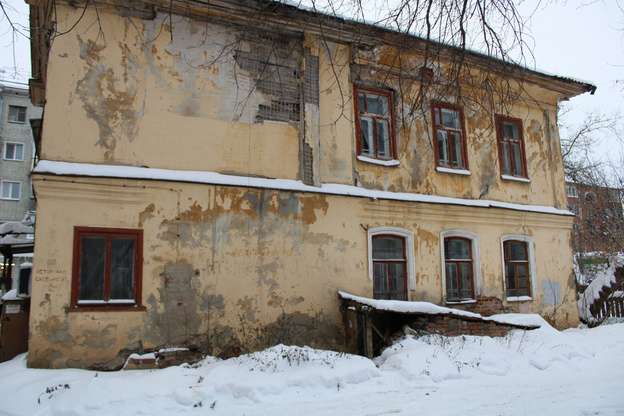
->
28 3 582 369
29 175 577 369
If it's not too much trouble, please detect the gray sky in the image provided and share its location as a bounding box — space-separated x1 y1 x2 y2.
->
1 0 622 167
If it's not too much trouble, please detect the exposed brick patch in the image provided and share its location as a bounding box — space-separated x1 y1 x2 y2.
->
457 296 505 317
414 315 514 338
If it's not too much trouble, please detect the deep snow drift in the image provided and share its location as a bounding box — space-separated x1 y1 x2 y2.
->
1 319 623 416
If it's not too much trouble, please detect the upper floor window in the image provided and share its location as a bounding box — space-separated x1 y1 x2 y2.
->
4 142 24 161
496 116 526 178
566 185 579 198
372 235 407 300
432 102 468 170
8 106 27 123
71 227 143 310
1 181 21 200
354 86 396 160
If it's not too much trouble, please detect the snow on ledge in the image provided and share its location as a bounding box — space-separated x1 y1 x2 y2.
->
33 161 573 216
356 156 401 166
506 296 533 302
338 290 542 328
436 167 472 176
501 175 531 183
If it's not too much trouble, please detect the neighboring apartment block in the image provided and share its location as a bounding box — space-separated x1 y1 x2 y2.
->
27 0 594 369
0 84 41 222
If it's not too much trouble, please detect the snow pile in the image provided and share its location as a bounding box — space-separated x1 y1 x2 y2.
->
1 322 624 415
578 255 624 324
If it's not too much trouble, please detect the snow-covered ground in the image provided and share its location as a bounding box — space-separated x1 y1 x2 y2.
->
1 318 623 416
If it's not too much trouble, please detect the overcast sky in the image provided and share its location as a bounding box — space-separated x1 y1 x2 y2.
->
1 0 622 167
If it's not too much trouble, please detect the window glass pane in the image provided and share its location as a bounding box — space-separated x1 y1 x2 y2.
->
508 242 527 261
503 121 520 140
361 117 373 155
447 239 470 260
460 263 472 294
451 132 463 168
440 108 460 129
377 120 390 159
5 144 15 159
390 263 404 294
10 183 19 199
500 141 511 174
358 93 365 112
110 237 135 300
374 263 388 298
9 106 26 122
80 236 106 301
367 94 388 116
373 237 404 260
437 131 449 166
511 142 523 176
14 144 24 160
1 183 9 199
446 263 458 290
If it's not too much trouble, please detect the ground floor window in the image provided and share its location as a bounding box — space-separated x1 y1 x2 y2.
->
444 237 474 301
71 227 143 308
503 240 530 297
372 235 407 300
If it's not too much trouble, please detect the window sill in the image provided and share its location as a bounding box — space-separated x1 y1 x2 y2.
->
8 121 26 124
357 155 400 166
501 175 530 183
446 299 477 305
2 159 24 162
66 305 146 312
1 198 20 201
436 167 471 176
506 296 532 302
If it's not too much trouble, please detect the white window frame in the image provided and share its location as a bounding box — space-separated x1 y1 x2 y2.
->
566 185 579 198
440 230 482 304
367 227 415 300
4 142 25 161
1 181 21 200
500 234 536 302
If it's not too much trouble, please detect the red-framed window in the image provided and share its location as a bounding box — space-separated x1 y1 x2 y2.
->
354 85 396 160
8 106 27 123
503 240 530 297
71 227 143 310
372 235 407 300
444 237 474 301
495 115 527 178
431 102 468 170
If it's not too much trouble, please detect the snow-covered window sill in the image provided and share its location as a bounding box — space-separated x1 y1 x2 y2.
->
506 296 532 302
357 155 401 166
436 167 471 176
446 299 477 305
501 175 531 183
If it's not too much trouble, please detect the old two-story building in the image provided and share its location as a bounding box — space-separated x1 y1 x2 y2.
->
26 0 594 369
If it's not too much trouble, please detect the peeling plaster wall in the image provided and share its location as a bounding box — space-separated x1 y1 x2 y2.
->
41 6 302 180
30 4 580 369
29 175 577 369
350 45 570 209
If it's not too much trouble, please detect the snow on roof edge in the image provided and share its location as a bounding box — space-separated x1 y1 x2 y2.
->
33 161 573 217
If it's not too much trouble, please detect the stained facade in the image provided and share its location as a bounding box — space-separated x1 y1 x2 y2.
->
27 0 594 369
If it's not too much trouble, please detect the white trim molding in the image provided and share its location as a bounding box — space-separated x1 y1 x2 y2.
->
367 227 416 299
500 234 536 302
440 229 482 304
